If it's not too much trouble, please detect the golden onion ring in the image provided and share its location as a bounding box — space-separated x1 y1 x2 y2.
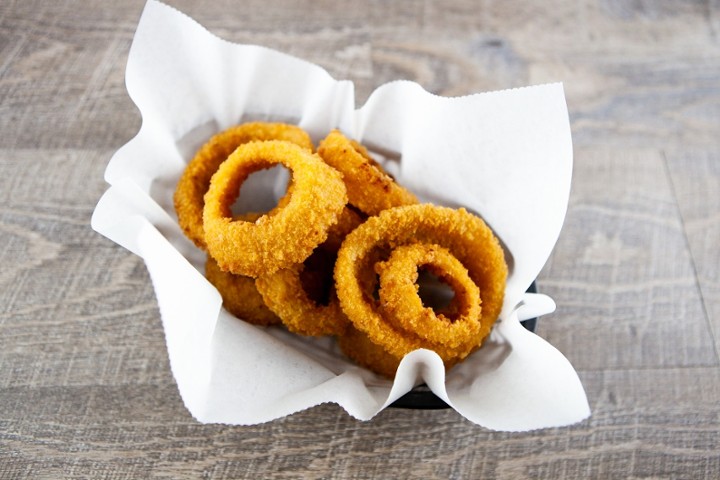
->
255 208 362 336
203 140 347 277
174 122 313 250
376 242 482 350
334 204 507 373
317 130 417 216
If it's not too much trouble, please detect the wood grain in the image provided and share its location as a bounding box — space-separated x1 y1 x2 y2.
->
665 151 720 357
1 0 719 478
538 147 717 369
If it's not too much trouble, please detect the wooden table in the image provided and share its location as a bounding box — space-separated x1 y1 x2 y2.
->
2 1 718 478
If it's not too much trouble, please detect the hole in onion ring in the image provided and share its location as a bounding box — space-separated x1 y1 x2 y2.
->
299 248 336 306
416 268 455 313
229 164 291 217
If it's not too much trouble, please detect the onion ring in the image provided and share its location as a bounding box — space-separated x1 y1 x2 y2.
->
205 255 281 326
337 326 402 379
322 205 364 252
174 122 313 250
203 140 347 277
255 251 347 336
376 243 482 350
255 207 362 336
334 204 507 371
317 130 417 216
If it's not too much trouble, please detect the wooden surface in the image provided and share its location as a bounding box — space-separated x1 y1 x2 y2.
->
1 0 719 478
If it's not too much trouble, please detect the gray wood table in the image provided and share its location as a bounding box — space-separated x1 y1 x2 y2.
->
1 1 718 478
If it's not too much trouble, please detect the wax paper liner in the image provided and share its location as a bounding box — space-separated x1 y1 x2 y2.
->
91 0 590 430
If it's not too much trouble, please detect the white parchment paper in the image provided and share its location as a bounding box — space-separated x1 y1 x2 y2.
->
91 0 590 430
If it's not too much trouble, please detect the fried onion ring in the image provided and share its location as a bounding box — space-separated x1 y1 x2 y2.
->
205 255 281 326
334 204 507 372
376 243 482 350
255 207 362 336
337 326 402 379
203 140 347 277
317 130 417 216
174 122 313 250
255 250 347 336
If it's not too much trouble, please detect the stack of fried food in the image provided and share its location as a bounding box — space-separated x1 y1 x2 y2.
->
174 122 507 378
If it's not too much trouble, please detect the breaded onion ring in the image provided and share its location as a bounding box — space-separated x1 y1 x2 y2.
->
334 204 507 371
174 122 313 250
321 205 365 252
205 255 281 326
337 326 402 379
203 140 347 277
255 207 362 336
317 130 417 216
376 243 482 350
255 251 347 336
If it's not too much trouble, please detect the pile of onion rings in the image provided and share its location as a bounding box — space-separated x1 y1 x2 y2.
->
175 122 507 378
